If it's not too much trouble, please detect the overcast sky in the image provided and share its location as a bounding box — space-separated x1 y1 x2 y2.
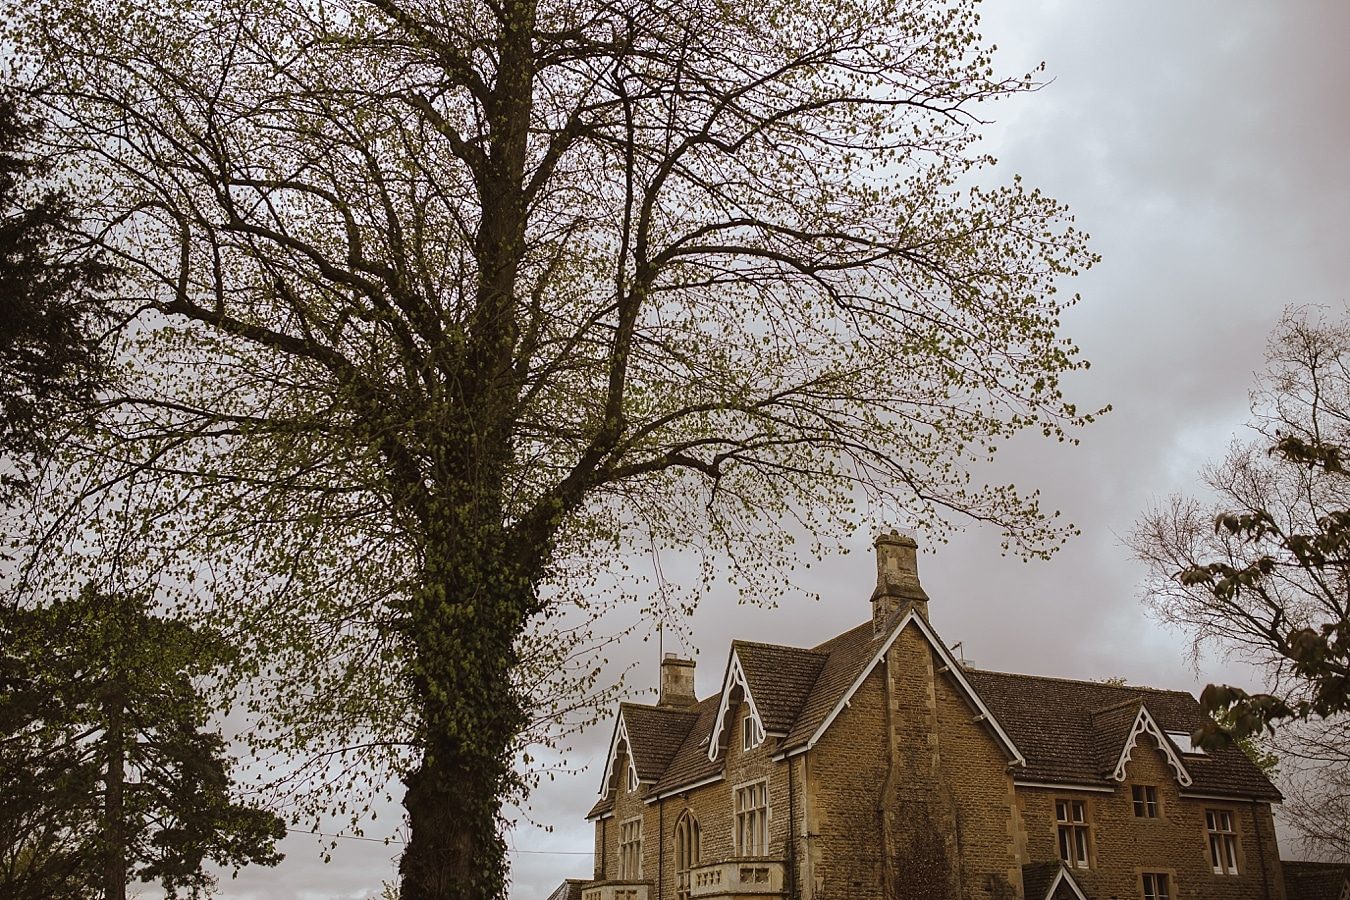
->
204 2 1350 897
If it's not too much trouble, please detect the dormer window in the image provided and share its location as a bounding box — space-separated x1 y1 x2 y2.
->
627 764 639 792
742 714 762 751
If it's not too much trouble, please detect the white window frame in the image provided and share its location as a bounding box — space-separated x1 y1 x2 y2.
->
741 713 762 751
1141 872 1171 900
618 817 642 879
1055 798 1091 869
734 778 769 856
1206 809 1239 875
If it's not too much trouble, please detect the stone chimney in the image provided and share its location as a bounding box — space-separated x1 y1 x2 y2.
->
871 530 929 631
658 654 697 708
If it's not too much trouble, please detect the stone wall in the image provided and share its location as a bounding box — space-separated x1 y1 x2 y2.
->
1015 731 1285 900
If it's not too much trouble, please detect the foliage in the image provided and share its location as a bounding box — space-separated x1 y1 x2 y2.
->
0 585 285 899
1212 707 1278 778
11 0 1101 896
0 87 111 499
1133 307 1350 745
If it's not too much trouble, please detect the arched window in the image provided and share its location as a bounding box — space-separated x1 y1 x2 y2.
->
675 811 700 900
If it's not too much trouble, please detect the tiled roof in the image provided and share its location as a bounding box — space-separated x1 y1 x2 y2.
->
546 880 587 900
585 793 613 820
1090 699 1144 779
965 670 1281 801
1285 862 1350 900
650 695 723 795
731 640 828 734
586 702 700 818
620 703 699 781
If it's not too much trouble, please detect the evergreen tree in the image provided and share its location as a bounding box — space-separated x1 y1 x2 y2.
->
0 87 111 498
0 586 285 899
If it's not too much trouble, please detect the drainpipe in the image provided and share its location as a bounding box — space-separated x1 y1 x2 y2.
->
788 755 798 900
659 799 665 899
877 655 897 900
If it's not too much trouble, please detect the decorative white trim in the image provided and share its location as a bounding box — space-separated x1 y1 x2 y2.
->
1112 705 1193 787
585 809 615 822
597 710 642 796
708 649 766 761
644 774 725 804
773 609 1024 766
1041 866 1089 900
1013 780 1116 794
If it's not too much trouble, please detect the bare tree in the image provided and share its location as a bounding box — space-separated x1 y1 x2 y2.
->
14 0 1100 896
1133 307 1350 859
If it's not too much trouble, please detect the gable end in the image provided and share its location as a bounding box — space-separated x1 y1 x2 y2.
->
1112 704 1194 787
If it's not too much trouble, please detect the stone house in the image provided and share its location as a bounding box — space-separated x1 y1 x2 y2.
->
567 532 1315 900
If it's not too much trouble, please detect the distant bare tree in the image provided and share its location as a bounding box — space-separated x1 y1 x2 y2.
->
14 0 1100 896
1133 307 1350 858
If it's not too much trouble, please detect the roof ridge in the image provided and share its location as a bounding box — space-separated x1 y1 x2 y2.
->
618 701 701 716
731 637 830 657
968 668 1195 697
1091 696 1145 717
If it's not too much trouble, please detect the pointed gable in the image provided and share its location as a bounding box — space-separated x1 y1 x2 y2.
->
1022 862 1088 900
709 640 828 759
590 701 700 818
776 610 1024 765
731 640 828 734
622 703 699 781
1107 702 1193 787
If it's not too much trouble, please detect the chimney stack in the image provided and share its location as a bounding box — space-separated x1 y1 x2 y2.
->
872 530 929 631
658 654 697 708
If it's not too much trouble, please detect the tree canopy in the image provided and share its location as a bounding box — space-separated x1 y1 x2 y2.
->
10 0 1102 896
0 585 285 899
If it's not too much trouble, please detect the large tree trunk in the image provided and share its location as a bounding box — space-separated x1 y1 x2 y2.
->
102 688 126 900
399 3 539 893
397 524 535 900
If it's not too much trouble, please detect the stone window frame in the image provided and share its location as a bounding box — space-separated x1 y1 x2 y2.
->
733 777 770 857
618 817 643 880
1138 869 1175 900
1131 784 1160 818
674 810 700 900
1204 807 1241 875
1054 796 1093 870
